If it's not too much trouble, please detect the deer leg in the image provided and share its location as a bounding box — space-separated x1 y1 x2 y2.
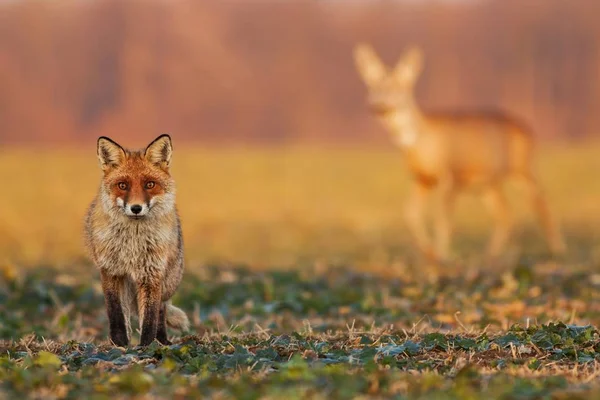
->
404 182 436 261
482 184 513 258
434 180 457 261
518 173 566 254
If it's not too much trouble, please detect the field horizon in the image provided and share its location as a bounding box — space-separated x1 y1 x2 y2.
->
2 141 599 268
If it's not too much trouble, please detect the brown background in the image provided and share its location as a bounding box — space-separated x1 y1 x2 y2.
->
1 0 599 145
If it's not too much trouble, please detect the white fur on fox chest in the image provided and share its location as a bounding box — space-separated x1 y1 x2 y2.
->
93 218 177 281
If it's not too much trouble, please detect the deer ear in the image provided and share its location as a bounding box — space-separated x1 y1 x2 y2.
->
97 137 125 171
393 46 424 86
144 134 172 168
354 42 387 87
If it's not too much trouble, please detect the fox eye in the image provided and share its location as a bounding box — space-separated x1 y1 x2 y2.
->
145 181 156 189
117 182 128 190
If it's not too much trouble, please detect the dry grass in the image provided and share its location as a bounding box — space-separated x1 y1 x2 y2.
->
1 142 599 269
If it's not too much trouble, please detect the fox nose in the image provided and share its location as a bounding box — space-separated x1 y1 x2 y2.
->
130 205 143 214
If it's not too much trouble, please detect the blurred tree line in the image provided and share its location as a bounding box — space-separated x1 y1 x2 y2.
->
0 0 598 145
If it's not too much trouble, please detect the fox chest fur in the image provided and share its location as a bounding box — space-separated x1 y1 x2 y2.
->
86 203 182 282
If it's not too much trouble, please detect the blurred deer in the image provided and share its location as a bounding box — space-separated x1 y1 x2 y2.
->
353 43 566 262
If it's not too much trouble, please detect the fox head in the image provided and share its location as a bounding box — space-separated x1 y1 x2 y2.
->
96 134 175 220
354 43 423 115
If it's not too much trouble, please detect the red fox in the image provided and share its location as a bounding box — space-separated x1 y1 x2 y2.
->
84 134 189 347
353 43 566 261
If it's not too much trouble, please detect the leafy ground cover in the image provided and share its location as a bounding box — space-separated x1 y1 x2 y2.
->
2 263 600 398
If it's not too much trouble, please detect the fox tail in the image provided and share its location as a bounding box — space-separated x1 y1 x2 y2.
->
166 303 190 331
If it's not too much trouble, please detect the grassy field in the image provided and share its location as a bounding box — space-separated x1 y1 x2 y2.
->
1 144 600 398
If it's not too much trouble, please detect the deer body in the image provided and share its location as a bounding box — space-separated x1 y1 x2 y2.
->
395 112 531 187
354 44 565 261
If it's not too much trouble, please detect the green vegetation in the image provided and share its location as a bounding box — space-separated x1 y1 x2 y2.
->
2 264 600 398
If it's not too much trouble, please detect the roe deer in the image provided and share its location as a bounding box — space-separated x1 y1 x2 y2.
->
353 43 566 261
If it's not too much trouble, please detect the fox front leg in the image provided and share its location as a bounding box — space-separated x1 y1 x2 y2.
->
100 271 129 347
156 303 172 345
137 280 162 346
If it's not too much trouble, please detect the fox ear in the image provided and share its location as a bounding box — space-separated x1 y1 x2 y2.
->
145 134 172 168
394 46 424 86
354 42 387 87
97 137 125 171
